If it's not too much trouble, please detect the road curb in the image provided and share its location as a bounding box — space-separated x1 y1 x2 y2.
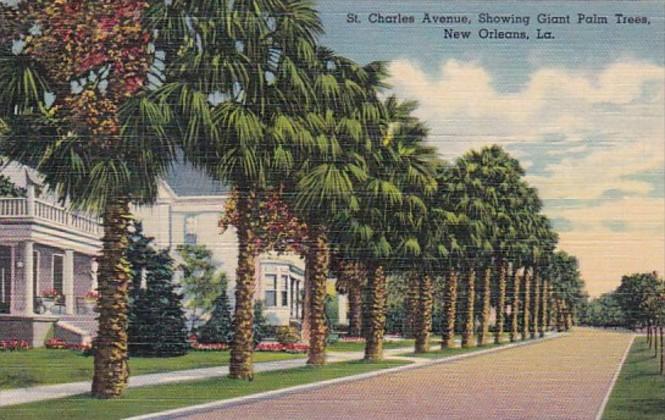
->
594 334 635 420
126 331 566 420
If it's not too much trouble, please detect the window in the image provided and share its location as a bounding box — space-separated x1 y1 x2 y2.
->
52 254 64 295
281 275 288 307
264 274 277 307
290 277 295 316
184 215 198 245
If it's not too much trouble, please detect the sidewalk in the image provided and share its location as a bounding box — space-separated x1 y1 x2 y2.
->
0 356 324 407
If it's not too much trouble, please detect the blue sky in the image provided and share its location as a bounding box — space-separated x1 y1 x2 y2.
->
317 1 665 295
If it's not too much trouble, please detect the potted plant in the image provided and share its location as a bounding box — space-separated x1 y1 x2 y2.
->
81 290 98 314
40 289 62 313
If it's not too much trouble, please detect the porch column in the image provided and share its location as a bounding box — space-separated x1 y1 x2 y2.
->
23 241 34 315
64 250 75 314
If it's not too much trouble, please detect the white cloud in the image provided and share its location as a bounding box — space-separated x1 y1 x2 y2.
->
388 58 665 295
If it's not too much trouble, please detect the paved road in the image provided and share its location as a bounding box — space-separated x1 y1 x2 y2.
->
176 329 634 420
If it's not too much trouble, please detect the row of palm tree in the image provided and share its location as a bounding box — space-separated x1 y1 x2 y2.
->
0 0 586 398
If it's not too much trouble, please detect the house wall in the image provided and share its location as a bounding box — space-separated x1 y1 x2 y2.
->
74 253 94 298
12 245 24 314
9 243 93 314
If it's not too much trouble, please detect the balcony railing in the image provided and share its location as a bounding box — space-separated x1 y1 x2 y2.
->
0 196 102 236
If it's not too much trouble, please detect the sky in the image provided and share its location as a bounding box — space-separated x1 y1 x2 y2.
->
316 1 665 297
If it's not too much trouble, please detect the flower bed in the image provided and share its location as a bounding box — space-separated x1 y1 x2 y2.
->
45 338 92 352
256 342 309 353
191 342 229 351
0 338 30 351
189 338 309 353
339 336 365 343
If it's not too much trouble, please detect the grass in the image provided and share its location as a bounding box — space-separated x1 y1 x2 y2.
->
0 359 410 420
602 337 665 420
326 339 414 352
326 335 445 352
402 338 507 359
0 349 303 390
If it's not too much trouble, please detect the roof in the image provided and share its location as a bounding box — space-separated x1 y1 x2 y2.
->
163 161 230 197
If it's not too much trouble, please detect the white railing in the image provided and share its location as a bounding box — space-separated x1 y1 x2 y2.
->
0 197 102 236
0 198 27 216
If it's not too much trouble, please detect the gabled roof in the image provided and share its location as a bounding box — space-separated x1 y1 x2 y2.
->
164 161 230 197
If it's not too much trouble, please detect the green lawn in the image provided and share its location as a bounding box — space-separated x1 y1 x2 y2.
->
1 359 409 420
402 341 505 359
326 335 445 352
0 349 303 390
602 338 665 420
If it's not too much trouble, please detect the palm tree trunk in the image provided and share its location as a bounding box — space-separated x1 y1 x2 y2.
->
509 268 520 343
229 193 257 380
530 270 540 339
307 227 329 366
403 272 419 339
414 272 433 353
364 264 387 361
461 269 476 348
478 266 492 346
659 325 665 375
557 300 566 332
92 196 131 398
302 268 312 341
494 260 507 344
655 322 659 358
565 311 573 330
539 279 549 337
441 271 458 349
348 283 362 337
521 269 531 340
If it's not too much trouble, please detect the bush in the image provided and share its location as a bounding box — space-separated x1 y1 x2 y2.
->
0 338 30 351
127 226 189 358
198 286 234 344
275 326 300 344
253 300 269 347
45 338 92 353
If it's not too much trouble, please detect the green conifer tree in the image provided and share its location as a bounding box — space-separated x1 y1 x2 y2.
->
198 279 234 344
127 224 188 357
253 301 268 348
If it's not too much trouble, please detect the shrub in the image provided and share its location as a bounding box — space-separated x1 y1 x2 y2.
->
253 300 269 347
198 286 234 344
1 338 30 351
275 326 300 345
45 338 93 353
127 224 189 357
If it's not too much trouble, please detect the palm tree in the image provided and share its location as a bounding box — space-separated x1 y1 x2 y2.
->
1 1 178 398
435 164 479 349
442 151 496 348
331 256 365 337
332 96 436 360
292 52 388 365
509 266 521 342
455 146 527 346
171 0 323 377
549 251 586 331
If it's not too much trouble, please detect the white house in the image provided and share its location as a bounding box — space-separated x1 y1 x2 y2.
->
0 165 100 346
0 162 346 346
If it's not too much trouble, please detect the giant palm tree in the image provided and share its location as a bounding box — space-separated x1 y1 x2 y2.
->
435 165 480 349
0 1 178 398
171 0 323 377
443 152 495 348
292 51 388 365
